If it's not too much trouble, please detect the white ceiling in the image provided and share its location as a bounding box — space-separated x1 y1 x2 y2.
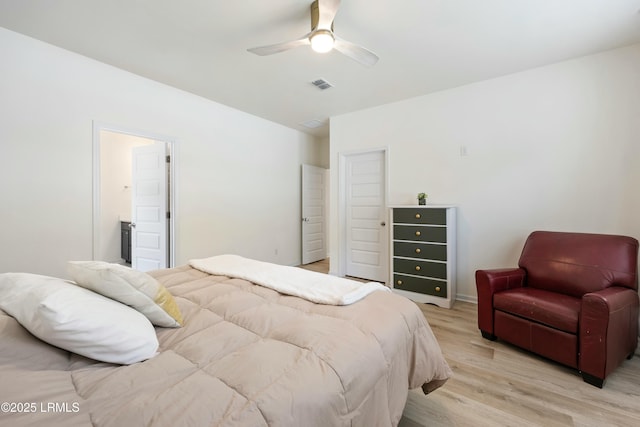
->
1 0 640 138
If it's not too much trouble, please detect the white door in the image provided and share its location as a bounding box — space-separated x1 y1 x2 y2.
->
302 164 327 264
344 150 387 282
131 141 168 272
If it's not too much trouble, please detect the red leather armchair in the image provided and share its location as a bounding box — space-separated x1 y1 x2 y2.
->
476 231 639 387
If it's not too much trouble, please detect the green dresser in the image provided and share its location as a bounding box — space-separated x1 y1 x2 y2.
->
390 206 456 308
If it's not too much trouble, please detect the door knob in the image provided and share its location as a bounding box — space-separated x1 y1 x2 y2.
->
380 221 386 226
130 223 136 228
302 218 309 222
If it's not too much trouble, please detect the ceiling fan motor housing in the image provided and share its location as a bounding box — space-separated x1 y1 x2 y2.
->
309 0 335 53
311 0 334 32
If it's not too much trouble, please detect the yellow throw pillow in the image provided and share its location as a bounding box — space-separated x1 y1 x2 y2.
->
68 261 182 327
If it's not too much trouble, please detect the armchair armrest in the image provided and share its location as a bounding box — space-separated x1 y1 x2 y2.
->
579 287 640 383
475 268 526 336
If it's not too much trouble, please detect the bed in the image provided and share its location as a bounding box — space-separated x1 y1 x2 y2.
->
0 256 451 426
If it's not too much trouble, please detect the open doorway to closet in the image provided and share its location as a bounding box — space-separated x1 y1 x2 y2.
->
92 123 176 271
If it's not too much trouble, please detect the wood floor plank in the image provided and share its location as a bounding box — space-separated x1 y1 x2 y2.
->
413 301 640 427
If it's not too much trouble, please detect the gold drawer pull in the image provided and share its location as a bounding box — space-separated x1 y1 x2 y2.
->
415 248 421 254
415 231 421 236
396 280 403 286
415 266 421 271
435 286 441 292
415 213 421 219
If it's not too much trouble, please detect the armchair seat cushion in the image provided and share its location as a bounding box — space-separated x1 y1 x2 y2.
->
494 288 581 334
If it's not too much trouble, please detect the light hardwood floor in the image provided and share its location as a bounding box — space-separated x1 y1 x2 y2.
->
300 260 640 427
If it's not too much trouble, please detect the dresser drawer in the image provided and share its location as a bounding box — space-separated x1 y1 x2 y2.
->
393 241 447 261
393 274 448 297
393 225 447 243
393 258 447 280
393 208 446 225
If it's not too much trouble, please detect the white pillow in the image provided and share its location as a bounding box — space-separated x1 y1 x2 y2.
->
0 273 158 364
67 261 182 328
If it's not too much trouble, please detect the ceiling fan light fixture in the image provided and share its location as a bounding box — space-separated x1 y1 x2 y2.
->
310 30 335 53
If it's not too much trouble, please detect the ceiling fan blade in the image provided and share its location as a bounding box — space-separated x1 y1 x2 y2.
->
334 38 379 67
247 34 311 56
316 0 341 30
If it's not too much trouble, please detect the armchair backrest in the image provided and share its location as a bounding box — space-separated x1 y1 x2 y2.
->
518 231 639 297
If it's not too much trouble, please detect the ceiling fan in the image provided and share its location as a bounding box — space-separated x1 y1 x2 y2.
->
247 0 379 67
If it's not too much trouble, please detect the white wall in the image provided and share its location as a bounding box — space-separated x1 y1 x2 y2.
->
0 28 323 278
330 44 640 302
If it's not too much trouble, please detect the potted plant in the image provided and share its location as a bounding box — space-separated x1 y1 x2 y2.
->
417 192 427 205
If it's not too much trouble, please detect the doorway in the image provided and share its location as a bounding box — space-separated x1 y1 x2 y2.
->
92 122 176 270
338 148 389 283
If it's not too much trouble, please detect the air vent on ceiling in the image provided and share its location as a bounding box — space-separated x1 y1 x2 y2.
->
301 119 326 129
311 79 333 90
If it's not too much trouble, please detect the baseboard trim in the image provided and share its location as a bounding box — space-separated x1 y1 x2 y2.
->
456 294 477 304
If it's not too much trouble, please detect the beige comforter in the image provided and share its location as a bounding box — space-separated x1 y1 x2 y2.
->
0 265 451 426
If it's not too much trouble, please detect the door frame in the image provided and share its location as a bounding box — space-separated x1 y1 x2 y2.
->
92 121 178 268
337 147 390 281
